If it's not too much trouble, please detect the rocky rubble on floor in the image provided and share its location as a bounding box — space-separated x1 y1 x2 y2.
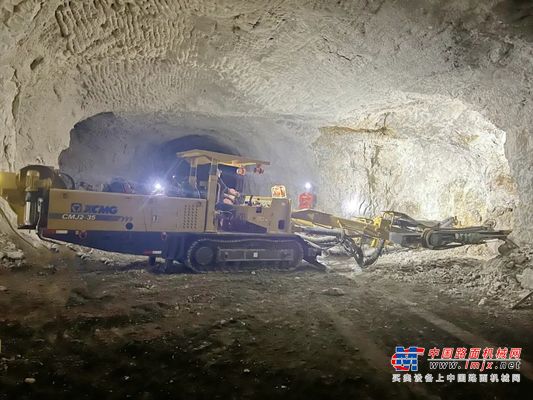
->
66 242 146 268
321 287 346 296
0 232 26 270
479 245 533 305
362 246 533 307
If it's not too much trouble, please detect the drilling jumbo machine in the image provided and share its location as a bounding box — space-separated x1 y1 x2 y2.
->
0 151 319 272
0 150 512 272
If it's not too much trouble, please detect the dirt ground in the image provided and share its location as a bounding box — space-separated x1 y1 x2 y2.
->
1 245 532 399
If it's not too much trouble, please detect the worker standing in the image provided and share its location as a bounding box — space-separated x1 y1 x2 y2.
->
298 182 315 209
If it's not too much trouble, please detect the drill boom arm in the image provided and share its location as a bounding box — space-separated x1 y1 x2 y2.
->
292 209 512 268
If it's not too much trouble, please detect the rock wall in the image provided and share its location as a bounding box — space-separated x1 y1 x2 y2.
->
314 94 516 228
0 0 531 241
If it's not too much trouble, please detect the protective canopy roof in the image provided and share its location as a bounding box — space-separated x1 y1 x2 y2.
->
176 149 270 167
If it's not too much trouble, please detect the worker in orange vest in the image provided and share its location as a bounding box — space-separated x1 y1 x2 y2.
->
298 182 315 209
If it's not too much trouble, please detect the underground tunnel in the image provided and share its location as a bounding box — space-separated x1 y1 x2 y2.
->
0 1 532 399
57 111 318 199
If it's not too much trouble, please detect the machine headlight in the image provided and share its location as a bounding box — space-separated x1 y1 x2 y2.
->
152 181 164 194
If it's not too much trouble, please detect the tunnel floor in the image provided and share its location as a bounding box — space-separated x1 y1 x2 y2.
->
0 249 532 400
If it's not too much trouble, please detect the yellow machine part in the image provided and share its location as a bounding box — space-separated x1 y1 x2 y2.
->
46 189 207 233
234 198 292 233
0 172 25 226
291 209 391 243
1 168 57 227
176 149 270 167
0 172 18 192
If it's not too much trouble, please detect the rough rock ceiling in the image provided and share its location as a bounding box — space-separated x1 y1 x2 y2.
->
0 0 531 241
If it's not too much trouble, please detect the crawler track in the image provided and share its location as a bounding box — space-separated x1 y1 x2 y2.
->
183 238 304 273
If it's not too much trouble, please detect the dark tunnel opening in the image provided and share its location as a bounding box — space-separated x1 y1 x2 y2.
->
58 113 244 194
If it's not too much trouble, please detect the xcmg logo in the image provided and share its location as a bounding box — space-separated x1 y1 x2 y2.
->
70 203 118 214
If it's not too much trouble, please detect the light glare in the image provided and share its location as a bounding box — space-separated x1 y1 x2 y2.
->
343 198 359 215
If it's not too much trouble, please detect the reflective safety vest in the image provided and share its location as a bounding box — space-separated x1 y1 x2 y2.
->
298 192 315 209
